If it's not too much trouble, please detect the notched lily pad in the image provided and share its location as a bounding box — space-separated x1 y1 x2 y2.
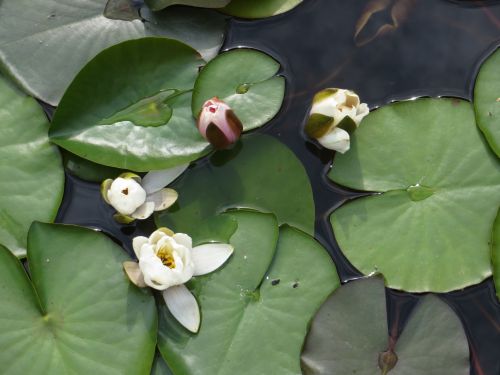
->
221 0 302 19
158 209 340 375
474 47 500 157
192 48 285 131
0 0 226 105
0 75 64 257
330 98 500 292
50 37 212 171
156 134 315 236
301 277 470 375
0 222 157 374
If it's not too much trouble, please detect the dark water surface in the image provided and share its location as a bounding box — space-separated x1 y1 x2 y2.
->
55 0 500 374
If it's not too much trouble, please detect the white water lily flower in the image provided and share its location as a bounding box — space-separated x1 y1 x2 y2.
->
123 227 233 333
305 88 369 153
101 164 188 223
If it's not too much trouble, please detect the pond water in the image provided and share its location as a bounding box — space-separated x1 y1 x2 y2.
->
53 0 500 374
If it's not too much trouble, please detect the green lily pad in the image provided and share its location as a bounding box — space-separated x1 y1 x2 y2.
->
50 37 212 172
62 150 124 182
330 98 500 292
221 0 302 19
156 134 315 236
151 352 174 375
146 0 231 11
474 48 500 157
158 209 340 374
0 75 64 257
492 209 500 301
0 222 157 374
0 1 226 105
301 277 470 375
192 49 285 131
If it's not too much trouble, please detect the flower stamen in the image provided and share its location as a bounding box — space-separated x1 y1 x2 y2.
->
157 245 176 269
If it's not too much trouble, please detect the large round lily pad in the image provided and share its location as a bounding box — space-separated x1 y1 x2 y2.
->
158 209 340 374
221 0 302 19
330 98 500 292
192 49 285 131
301 277 470 375
50 37 211 171
474 47 500 157
0 75 64 257
156 134 315 236
0 0 226 105
492 209 500 301
0 222 157 374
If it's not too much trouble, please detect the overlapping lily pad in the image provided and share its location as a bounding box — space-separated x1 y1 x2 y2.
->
158 209 340 374
146 0 231 11
474 48 500 157
50 37 211 171
156 134 315 236
222 0 302 19
0 222 157 374
492 209 500 301
330 98 500 292
0 76 64 257
0 0 226 105
192 49 285 131
301 277 470 375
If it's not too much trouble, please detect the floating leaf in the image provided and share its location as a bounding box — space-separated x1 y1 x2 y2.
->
158 209 340 374
151 352 174 375
146 0 231 11
474 48 500 157
492 209 500 301
0 76 64 257
221 0 302 19
156 134 315 236
301 277 470 375
192 49 285 131
62 150 124 182
50 37 211 172
0 1 226 105
330 98 500 292
0 222 157 373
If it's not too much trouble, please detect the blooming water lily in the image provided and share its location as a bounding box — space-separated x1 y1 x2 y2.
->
123 228 234 333
101 164 188 223
305 88 369 153
197 97 243 149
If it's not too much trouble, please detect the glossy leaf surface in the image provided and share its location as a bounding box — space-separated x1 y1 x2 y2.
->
156 134 315 236
0 0 226 105
330 98 500 292
192 49 285 131
158 209 340 375
301 277 469 375
50 38 211 171
146 0 231 11
474 48 500 157
0 223 157 374
0 76 64 257
222 0 302 19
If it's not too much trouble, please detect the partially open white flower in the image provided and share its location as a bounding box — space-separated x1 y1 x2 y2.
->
305 88 369 153
123 227 233 333
101 164 188 223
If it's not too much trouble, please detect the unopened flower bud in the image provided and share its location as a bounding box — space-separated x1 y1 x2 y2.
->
197 97 243 150
305 88 369 153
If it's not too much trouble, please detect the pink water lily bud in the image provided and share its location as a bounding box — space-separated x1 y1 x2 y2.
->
197 97 243 150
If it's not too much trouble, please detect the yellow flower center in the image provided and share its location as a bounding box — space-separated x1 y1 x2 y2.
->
156 244 176 269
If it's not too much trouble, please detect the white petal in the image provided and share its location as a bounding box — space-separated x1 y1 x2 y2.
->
192 243 234 276
163 284 200 333
317 127 351 154
172 233 192 250
132 236 148 258
123 261 146 288
310 95 338 117
142 164 189 194
131 201 155 220
107 177 147 215
147 188 178 211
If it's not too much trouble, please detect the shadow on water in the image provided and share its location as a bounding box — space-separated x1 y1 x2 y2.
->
52 0 500 373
